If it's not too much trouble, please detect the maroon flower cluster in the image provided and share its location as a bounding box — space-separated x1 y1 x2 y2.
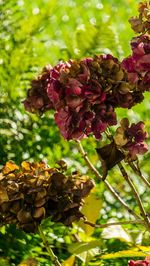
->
122 35 150 92
128 257 150 266
114 118 148 160
48 55 123 140
24 65 54 113
24 55 143 140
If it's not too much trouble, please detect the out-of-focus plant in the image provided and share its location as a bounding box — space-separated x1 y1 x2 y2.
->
1 0 150 266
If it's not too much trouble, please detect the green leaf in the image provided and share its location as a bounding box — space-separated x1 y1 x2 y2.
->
68 240 101 255
77 248 99 264
101 221 133 243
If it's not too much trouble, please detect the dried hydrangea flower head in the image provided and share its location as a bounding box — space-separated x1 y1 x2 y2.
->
23 65 55 113
0 161 94 232
129 1 150 34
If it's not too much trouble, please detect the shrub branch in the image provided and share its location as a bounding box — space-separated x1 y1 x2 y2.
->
75 140 141 221
118 162 150 231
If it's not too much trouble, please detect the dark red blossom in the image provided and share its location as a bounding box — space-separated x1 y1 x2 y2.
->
114 118 148 160
24 48 149 140
122 35 150 92
128 257 150 266
45 55 128 140
23 65 54 113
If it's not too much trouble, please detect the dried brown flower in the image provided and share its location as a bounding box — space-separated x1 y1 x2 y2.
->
129 1 150 34
0 161 94 232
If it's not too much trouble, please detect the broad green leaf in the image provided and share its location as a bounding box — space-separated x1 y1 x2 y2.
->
68 240 101 255
77 248 99 265
101 220 133 243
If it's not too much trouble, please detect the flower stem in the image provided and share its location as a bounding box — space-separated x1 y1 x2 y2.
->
76 140 141 220
38 225 62 266
118 162 150 231
129 161 150 188
82 218 145 228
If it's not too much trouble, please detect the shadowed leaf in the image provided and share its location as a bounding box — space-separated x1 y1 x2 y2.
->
96 141 125 178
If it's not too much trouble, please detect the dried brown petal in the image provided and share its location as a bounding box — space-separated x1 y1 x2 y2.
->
56 160 67 171
120 118 129 128
129 17 144 33
3 161 19 175
35 189 47 201
33 207 45 219
21 161 31 171
17 209 33 223
1 202 11 212
0 185 9 204
114 126 128 146
35 198 46 207
96 141 125 177
0 173 5 181
114 69 124 81
19 222 36 233
10 201 21 214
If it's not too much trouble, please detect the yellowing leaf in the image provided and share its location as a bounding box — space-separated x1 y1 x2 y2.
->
137 246 150 252
62 255 75 266
78 189 102 236
3 161 19 174
100 246 150 260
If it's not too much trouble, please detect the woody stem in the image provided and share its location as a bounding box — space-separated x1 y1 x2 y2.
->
82 218 145 228
76 140 141 221
118 162 150 231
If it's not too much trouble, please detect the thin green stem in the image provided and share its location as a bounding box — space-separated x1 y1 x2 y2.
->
76 140 141 221
129 161 150 188
38 225 62 266
118 162 150 231
83 218 145 228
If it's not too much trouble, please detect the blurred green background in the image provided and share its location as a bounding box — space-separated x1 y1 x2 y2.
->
0 0 150 265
